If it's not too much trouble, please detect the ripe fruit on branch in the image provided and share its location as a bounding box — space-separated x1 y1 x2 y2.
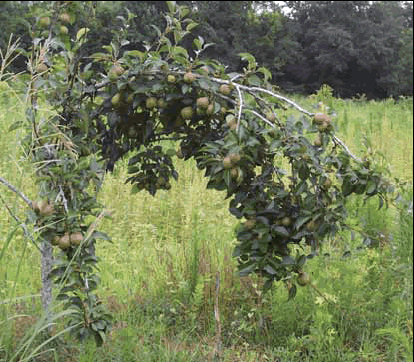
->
223 156 232 169
313 113 331 125
111 93 122 108
306 220 316 231
145 97 158 109
70 232 83 246
183 72 196 83
230 167 239 179
206 103 214 115
108 64 125 81
281 216 291 227
60 12 71 23
297 271 311 286
60 25 69 35
229 153 241 164
39 17 50 28
226 115 237 130
196 97 209 110
244 219 256 230
314 134 323 147
157 98 167 108
219 84 232 96
51 236 60 246
180 106 193 120
167 74 176 83
58 233 71 250
313 113 332 132
36 62 48 73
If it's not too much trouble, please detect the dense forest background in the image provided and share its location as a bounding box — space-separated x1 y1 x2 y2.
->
1 1 412 99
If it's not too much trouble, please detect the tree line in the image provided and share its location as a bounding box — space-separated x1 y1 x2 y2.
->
1 1 412 99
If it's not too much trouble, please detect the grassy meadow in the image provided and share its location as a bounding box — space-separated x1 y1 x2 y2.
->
0 84 412 361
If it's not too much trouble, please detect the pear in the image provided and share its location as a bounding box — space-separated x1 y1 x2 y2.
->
196 97 209 110
183 72 196 83
219 84 232 96
58 233 71 250
70 232 83 246
223 156 232 169
145 97 158 109
297 271 311 286
60 12 71 23
39 17 50 28
180 106 193 120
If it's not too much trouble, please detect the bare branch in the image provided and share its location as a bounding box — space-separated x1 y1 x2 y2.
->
0 176 33 208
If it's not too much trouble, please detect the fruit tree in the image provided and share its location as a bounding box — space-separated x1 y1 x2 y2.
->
10 1 396 346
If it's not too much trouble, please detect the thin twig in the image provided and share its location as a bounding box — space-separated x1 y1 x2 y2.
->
0 176 33 208
0 193 41 252
333 135 362 163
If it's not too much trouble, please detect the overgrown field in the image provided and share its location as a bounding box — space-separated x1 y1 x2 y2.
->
0 88 412 361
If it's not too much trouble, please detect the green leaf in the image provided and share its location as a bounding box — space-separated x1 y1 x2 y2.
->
171 46 188 58
264 265 277 275
186 22 198 32
246 74 261 87
366 180 377 196
223 169 232 187
76 27 89 42
125 50 145 60
8 121 23 131
193 38 202 50
166 1 176 13
282 256 295 265
150 24 162 37
238 52 257 71
92 231 111 241
257 67 272 82
295 216 312 230
179 6 190 18
273 226 289 238
296 254 307 267
239 262 256 276
287 284 297 300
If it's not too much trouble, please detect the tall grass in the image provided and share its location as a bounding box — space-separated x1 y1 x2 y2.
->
0 86 412 361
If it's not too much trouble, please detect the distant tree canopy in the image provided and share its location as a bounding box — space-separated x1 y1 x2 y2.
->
1 1 412 99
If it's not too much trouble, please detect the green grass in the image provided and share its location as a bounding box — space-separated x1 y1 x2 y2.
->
0 88 412 361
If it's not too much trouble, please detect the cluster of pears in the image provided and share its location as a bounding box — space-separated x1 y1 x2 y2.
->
312 113 333 147
222 152 242 180
52 231 84 250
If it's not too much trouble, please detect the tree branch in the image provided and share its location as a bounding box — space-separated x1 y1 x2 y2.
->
0 176 34 208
